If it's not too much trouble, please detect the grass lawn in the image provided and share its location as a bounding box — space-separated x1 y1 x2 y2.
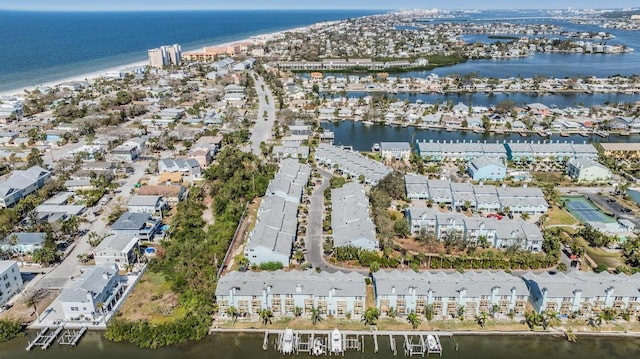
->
575 237 623 269
532 171 567 184
117 271 185 324
544 207 579 227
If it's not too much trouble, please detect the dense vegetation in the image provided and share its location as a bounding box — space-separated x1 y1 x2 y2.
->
106 144 276 348
0 319 23 343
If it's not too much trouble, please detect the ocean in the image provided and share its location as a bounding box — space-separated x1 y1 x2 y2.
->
0 10 383 92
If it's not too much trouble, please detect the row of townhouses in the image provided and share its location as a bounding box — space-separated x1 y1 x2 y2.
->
315 143 391 186
405 175 549 215
0 165 51 208
244 159 310 267
216 269 640 319
406 206 544 251
331 182 378 250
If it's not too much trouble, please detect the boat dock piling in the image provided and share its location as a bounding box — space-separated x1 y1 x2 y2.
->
58 327 87 346
25 326 64 351
264 329 448 356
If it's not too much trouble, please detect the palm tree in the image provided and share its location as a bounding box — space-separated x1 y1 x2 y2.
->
456 305 466 321
521 212 530 221
387 306 398 319
259 309 273 326
545 311 561 328
294 306 303 318
407 312 421 329
424 304 434 322
475 312 489 328
226 306 239 325
362 307 380 326
310 306 323 326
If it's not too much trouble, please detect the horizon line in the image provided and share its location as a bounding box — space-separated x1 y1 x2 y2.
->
0 7 636 12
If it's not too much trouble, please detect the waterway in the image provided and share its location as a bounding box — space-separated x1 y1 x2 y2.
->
321 91 640 108
321 121 636 152
1 332 639 359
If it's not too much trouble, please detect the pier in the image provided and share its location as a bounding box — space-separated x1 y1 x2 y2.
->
25 326 64 351
58 327 87 346
263 329 450 356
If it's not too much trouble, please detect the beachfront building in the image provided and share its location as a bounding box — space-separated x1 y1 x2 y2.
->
93 234 140 269
215 270 366 318
380 142 411 161
244 159 309 267
0 166 51 208
331 182 377 250
566 158 613 183
406 207 543 252
415 140 507 162
505 141 598 162
0 261 23 307
522 271 640 316
372 270 529 318
148 44 182 69
467 156 507 181
59 264 124 321
404 175 548 215
315 143 391 185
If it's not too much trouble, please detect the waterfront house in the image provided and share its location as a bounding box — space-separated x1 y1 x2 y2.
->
331 182 377 250
566 158 613 183
110 212 160 241
216 270 366 318
380 142 411 161
93 234 140 269
0 232 46 255
523 271 640 316
600 143 640 160
372 270 529 318
59 264 124 321
0 165 51 208
467 156 507 181
0 261 23 307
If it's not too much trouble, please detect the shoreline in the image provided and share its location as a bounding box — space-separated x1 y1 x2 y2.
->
208 327 640 338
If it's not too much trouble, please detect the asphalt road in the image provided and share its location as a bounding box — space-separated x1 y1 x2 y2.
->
305 168 368 274
248 72 276 156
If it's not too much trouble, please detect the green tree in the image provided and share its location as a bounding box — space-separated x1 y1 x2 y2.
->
407 312 421 329
362 307 380 326
424 304 434 321
259 309 273 326
310 306 323 326
26 148 44 167
475 312 489 328
226 306 239 325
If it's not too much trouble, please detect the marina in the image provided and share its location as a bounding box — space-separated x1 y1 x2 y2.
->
266 329 449 356
25 325 87 351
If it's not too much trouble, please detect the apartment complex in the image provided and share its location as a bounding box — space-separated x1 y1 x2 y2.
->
0 165 51 208
331 182 377 250
148 44 182 69
216 270 366 318
315 143 391 185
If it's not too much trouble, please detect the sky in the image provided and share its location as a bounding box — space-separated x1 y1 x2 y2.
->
0 0 638 11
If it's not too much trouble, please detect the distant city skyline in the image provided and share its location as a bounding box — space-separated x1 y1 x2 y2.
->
1 0 638 11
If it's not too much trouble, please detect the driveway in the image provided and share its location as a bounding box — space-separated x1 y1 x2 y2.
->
305 168 368 274
248 72 276 156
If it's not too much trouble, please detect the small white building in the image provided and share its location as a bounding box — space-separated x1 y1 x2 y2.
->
93 235 140 268
0 261 23 306
127 195 164 214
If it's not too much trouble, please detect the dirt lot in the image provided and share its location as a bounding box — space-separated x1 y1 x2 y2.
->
0 288 59 324
116 271 184 324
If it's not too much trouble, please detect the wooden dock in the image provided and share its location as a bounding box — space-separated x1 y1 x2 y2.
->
25 326 64 351
58 327 87 346
263 329 449 356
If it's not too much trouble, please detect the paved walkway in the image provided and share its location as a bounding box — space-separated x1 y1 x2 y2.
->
248 72 276 156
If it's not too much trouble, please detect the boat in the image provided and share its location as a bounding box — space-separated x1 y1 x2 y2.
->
518 131 528 137
596 130 609 138
427 335 439 351
281 329 294 354
620 131 630 136
446 127 456 132
312 338 325 356
544 130 552 137
579 131 589 137
560 131 569 137
372 143 380 152
362 120 374 126
329 329 343 354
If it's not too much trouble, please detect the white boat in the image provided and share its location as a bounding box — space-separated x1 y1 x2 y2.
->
372 143 380 151
427 335 439 351
312 338 325 356
362 120 374 126
329 329 343 354
281 329 294 354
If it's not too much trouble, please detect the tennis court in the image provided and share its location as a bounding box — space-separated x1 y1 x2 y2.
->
563 196 617 224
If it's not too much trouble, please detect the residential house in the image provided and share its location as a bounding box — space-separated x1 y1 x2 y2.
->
566 158 613 183
216 270 366 318
110 212 160 241
331 182 377 250
0 166 51 208
372 270 529 318
111 143 139 163
93 234 140 268
58 264 124 321
0 232 46 255
467 156 507 181
0 261 23 306
600 143 640 160
380 142 411 161
158 158 202 177
127 195 165 214
315 143 391 185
